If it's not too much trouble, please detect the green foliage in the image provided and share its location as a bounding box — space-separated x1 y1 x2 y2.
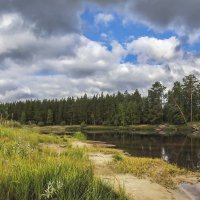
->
148 81 166 124
113 156 186 189
102 120 110 126
73 132 87 141
80 121 87 130
38 121 45 126
0 120 22 128
20 111 26 124
0 74 199 125
0 126 126 200
46 109 53 125
60 121 66 126
113 154 124 161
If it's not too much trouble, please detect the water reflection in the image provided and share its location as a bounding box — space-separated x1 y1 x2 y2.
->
85 132 200 171
161 147 169 162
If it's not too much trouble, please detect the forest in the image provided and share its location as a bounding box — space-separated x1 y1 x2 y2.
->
0 74 199 125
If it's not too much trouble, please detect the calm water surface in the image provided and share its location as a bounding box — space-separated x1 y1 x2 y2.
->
85 131 200 171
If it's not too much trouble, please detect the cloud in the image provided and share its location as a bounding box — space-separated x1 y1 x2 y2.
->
1 0 200 40
0 0 200 102
127 36 183 63
130 0 200 42
91 0 200 42
131 0 200 31
0 0 84 35
95 13 114 25
0 20 199 102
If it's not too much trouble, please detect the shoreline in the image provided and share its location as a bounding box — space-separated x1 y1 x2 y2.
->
31 124 200 136
72 139 200 200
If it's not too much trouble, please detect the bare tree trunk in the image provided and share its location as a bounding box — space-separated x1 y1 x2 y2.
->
172 96 187 125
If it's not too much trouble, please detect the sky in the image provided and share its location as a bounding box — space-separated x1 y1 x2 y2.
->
0 0 200 101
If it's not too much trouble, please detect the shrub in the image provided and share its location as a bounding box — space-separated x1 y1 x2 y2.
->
38 121 45 126
80 122 87 130
73 132 87 141
60 121 66 126
0 120 22 128
113 154 124 161
102 120 110 126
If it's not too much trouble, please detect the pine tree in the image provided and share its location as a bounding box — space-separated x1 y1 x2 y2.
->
182 74 199 122
20 111 26 124
46 109 53 125
148 82 166 124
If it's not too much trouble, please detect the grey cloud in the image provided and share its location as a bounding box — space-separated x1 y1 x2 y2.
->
0 0 84 35
1 0 200 102
127 0 200 31
1 0 200 37
3 0 200 35
4 91 37 102
87 0 125 7
0 83 18 95
91 0 200 39
88 0 200 31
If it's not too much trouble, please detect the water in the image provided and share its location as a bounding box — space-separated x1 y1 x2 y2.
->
85 131 200 171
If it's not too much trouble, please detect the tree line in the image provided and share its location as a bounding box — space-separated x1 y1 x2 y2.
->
0 74 199 125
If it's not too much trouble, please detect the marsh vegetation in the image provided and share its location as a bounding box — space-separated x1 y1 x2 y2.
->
0 126 126 200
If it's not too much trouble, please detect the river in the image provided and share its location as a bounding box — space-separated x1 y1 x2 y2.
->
85 131 200 171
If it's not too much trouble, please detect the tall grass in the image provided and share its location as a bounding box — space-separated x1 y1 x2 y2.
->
0 126 126 200
73 131 87 141
112 155 186 188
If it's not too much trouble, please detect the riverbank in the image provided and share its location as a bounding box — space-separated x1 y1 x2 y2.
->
0 126 126 200
1 125 199 199
30 123 200 136
72 139 200 200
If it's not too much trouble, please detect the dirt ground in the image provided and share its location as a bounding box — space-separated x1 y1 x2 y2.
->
46 140 200 200
89 152 191 200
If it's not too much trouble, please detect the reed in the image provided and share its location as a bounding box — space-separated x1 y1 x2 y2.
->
0 126 126 200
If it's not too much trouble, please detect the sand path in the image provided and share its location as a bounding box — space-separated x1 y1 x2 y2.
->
89 152 191 200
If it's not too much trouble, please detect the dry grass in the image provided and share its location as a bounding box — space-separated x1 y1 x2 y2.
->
112 155 187 188
0 126 127 200
89 147 124 155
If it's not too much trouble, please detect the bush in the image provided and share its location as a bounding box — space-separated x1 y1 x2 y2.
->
102 121 110 126
38 121 45 126
113 154 124 161
0 120 22 128
73 132 87 141
60 121 66 126
80 122 87 130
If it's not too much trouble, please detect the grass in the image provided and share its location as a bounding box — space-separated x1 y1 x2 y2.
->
0 126 127 200
31 124 196 137
112 155 187 189
73 131 87 141
89 147 124 155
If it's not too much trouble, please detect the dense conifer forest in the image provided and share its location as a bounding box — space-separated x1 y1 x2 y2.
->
0 75 199 125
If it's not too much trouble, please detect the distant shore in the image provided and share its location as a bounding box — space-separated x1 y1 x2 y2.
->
30 123 200 136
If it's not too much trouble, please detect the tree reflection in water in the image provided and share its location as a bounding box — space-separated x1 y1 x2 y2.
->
86 131 200 171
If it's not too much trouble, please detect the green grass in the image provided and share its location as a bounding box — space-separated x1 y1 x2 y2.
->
89 147 123 155
73 131 87 141
0 126 127 200
112 156 187 189
31 124 196 137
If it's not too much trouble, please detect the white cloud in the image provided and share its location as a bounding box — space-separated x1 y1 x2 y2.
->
95 13 114 25
127 36 183 63
0 12 200 102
